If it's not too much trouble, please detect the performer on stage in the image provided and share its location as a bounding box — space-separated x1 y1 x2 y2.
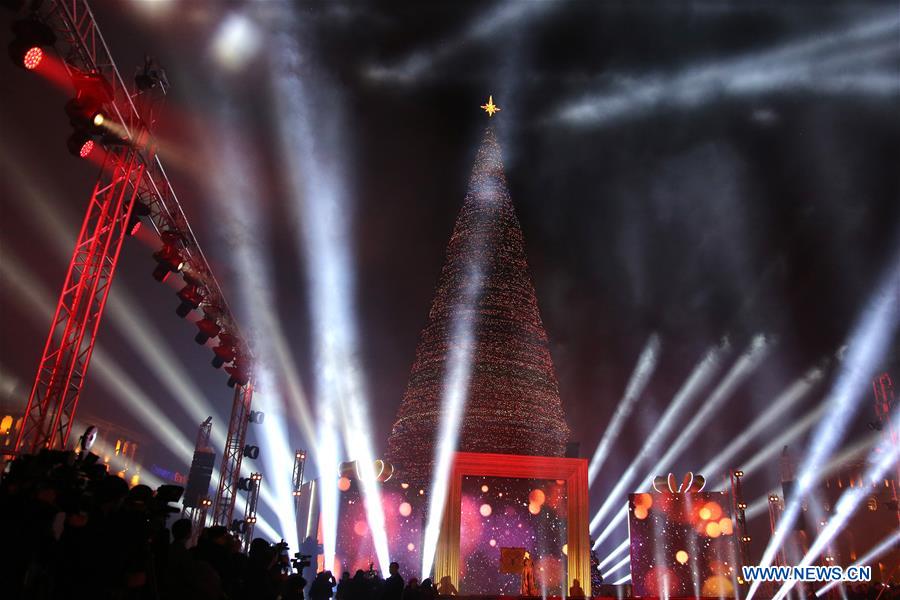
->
520 552 538 596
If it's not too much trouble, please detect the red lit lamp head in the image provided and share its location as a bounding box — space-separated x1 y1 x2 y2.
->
8 19 55 70
66 131 95 159
22 46 42 70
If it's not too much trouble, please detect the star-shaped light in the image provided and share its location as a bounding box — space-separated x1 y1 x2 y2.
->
481 95 501 117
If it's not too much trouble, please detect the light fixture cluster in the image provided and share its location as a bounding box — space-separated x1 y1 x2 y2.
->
5 2 253 394
64 73 115 159
147 230 253 389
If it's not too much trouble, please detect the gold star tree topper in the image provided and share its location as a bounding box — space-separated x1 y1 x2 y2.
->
481 95 501 117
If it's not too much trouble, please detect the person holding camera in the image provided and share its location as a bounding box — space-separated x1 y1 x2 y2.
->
310 569 337 600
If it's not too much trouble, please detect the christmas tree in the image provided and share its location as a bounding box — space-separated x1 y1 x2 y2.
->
386 127 570 486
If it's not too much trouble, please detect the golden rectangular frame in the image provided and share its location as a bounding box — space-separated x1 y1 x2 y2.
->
433 451 591 593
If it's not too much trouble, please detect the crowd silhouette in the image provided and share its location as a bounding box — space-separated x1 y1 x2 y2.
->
0 450 445 600
3 449 898 600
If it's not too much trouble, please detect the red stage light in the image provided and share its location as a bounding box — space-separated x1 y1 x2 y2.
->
195 317 221 344
79 139 94 158
23 46 42 70
8 19 55 70
176 283 206 318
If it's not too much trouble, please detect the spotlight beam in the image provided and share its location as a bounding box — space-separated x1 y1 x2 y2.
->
744 432 880 520
203 110 318 448
554 10 900 127
590 342 729 536
649 334 771 482
699 362 827 478
593 335 770 550
815 530 900 597
201 102 331 551
421 267 484 579
0 148 231 447
605 554 632 577
0 252 287 540
597 411 882 578
268 8 391 571
597 538 630 571
740 404 828 476
594 506 629 550
1 153 294 530
772 433 900 600
254 370 302 552
588 334 661 485
747 249 900 600
365 0 553 83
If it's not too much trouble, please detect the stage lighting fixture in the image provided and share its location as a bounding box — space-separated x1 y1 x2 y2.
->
63 73 113 159
152 232 184 282
248 410 264 424
135 56 167 91
242 444 260 459
195 316 221 344
8 18 55 70
66 131 95 158
211 334 237 368
225 357 250 388
76 425 98 454
127 201 152 236
175 283 206 318
65 74 112 129
231 519 247 534
238 476 259 491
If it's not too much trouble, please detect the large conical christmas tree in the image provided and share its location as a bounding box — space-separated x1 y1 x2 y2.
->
386 127 570 486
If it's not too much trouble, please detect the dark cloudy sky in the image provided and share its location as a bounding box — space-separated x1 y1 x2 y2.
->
1 0 898 559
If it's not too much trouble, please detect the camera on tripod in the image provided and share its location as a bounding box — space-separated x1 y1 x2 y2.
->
292 552 312 571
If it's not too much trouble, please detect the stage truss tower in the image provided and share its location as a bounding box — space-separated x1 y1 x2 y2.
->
238 472 262 553
213 383 255 526
730 469 752 576
9 0 254 526
292 449 308 507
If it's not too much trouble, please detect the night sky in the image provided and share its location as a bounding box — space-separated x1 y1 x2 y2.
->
1 1 898 562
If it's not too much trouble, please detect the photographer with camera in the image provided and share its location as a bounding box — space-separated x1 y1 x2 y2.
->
0 448 185 598
310 568 337 600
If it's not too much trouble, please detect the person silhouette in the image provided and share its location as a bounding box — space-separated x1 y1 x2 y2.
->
436 576 458 596
520 552 538 596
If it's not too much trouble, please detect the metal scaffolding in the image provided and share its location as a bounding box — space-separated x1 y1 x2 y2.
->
9 0 254 526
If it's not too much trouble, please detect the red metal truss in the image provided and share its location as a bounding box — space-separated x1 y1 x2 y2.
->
13 0 252 450
11 0 255 524
213 383 255 527
16 152 145 452
31 0 247 347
